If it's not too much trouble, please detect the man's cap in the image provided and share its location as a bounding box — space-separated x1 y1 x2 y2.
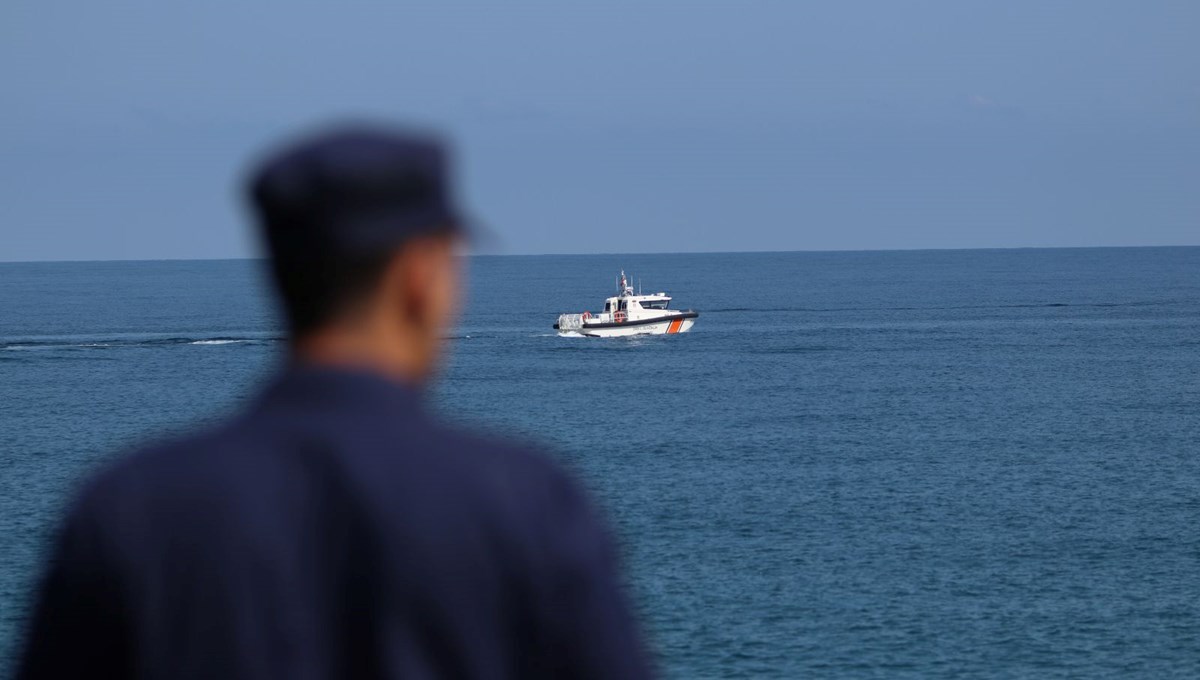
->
248 124 471 257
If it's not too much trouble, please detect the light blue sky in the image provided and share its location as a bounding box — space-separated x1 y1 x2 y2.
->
2 1 1197 261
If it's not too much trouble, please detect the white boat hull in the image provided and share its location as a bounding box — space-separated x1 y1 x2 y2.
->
563 314 697 338
578 317 695 337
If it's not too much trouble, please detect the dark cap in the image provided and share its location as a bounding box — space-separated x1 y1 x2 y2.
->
248 124 470 257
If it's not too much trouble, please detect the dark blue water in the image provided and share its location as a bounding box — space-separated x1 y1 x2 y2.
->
3 249 1200 677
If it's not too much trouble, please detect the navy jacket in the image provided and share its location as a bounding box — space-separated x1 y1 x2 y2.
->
17 366 652 679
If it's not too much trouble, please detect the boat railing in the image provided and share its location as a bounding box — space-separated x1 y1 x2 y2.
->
560 310 650 329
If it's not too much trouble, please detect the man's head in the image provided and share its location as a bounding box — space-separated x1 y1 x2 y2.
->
247 125 468 382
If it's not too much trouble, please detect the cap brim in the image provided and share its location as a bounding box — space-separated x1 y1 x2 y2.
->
448 214 501 253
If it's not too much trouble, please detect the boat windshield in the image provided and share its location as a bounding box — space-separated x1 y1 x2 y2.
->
639 300 669 310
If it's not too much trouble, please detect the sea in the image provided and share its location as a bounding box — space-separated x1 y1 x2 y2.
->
2 248 1199 678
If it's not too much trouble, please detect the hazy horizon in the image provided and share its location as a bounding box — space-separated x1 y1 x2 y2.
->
6 243 1200 266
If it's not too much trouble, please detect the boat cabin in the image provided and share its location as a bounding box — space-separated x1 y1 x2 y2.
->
603 293 672 317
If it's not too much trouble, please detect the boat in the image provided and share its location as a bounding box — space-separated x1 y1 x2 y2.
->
554 271 699 338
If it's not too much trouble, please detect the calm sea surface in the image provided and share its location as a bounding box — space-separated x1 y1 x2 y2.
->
2 249 1199 677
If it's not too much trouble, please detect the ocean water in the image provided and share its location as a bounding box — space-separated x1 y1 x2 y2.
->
2 248 1199 677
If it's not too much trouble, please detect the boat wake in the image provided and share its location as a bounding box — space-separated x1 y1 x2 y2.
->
1 332 282 352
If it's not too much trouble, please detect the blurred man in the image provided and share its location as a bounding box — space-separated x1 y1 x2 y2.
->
17 125 653 679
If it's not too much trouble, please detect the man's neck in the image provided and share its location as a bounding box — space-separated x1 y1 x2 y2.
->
292 325 430 387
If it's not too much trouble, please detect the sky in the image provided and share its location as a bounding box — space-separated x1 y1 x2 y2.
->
2 1 1197 261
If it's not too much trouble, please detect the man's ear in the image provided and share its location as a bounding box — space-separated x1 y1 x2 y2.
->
388 237 442 326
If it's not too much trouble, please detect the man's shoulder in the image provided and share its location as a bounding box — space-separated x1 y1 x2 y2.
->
72 418 255 513
78 408 586 529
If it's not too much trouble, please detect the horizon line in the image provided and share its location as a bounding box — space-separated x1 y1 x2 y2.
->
3 242 1199 265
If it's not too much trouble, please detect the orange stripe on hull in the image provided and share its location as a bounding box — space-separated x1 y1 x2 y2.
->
667 319 683 334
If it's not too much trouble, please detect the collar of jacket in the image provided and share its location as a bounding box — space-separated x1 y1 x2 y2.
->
256 362 426 416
